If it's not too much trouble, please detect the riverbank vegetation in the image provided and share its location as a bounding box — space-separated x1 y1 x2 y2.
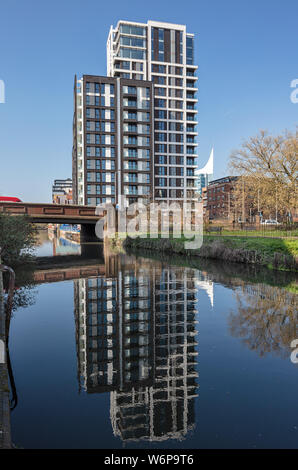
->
123 235 298 272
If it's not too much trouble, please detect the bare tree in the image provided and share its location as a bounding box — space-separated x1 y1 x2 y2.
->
229 130 297 221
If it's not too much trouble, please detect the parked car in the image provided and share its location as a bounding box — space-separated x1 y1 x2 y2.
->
261 219 281 225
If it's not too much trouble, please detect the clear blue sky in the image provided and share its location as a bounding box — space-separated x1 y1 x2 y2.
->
0 0 297 202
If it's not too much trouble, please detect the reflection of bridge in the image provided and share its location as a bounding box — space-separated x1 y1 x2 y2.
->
33 265 106 284
0 202 103 241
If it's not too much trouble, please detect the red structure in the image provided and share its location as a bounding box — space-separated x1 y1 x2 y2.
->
0 197 22 203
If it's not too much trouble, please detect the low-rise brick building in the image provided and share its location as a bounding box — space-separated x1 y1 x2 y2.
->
206 176 238 220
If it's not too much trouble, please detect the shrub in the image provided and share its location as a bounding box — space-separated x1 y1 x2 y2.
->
0 214 36 266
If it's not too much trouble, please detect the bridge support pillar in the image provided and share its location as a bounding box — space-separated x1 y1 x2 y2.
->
80 223 100 243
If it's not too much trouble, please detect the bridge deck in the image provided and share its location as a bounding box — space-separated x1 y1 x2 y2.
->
0 202 101 224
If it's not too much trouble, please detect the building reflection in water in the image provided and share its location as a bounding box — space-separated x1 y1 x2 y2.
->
73 253 200 443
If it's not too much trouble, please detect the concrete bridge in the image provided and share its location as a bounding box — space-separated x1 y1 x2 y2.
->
0 202 104 241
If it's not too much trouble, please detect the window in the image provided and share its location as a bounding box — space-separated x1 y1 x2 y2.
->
158 155 166 164
110 84 114 94
155 110 166 119
158 28 164 61
119 48 145 60
155 87 166 96
128 136 137 144
186 36 194 65
152 64 166 73
138 112 150 121
120 36 145 48
125 111 137 120
123 86 137 94
154 76 165 85
157 178 166 187
155 133 166 142
119 24 145 36
155 99 166 108
157 144 167 153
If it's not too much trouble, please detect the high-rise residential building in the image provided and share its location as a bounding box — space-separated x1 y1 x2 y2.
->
73 20 198 206
52 178 73 204
73 75 153 206
107 20 198 203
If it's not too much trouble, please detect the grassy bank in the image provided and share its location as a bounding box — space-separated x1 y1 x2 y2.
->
122 235 298 272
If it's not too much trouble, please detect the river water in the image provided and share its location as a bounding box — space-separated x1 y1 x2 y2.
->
7 231 298 449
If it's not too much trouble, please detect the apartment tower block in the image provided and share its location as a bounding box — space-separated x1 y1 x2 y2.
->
73 20 198 206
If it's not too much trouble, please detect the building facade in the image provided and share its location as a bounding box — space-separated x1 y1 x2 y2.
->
52 178 73 204
72 20 198 206
107 20 198 203
206 176 238 220
73 75 153 206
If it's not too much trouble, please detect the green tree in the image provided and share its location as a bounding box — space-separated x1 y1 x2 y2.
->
0 214 36 266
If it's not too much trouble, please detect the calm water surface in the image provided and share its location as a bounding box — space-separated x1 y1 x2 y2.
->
7 231 298 448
